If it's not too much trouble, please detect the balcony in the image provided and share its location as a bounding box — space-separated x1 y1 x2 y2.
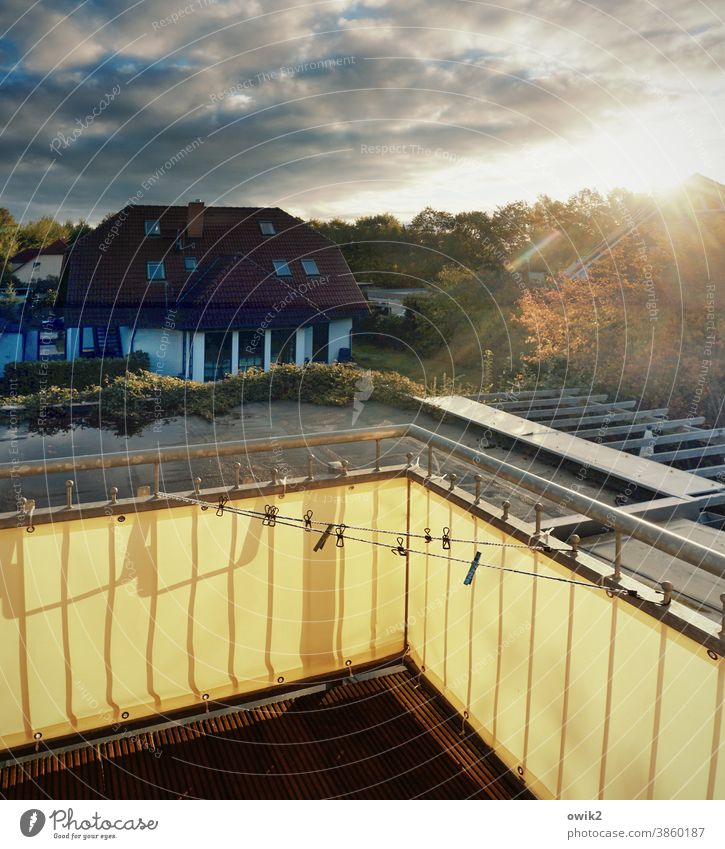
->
1 426 724 799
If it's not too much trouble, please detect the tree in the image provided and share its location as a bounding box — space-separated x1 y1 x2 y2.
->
0 207 19 266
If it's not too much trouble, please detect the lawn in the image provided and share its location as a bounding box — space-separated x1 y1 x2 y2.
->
351 338 483 393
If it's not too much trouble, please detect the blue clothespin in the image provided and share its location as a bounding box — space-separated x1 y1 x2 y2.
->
464 552 481 586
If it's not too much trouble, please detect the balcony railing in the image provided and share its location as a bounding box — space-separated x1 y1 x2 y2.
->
1 424 724 799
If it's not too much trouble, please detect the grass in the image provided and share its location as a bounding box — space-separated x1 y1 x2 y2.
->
351 339 484 394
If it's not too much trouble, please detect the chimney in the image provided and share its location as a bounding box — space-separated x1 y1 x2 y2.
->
186 200 205 239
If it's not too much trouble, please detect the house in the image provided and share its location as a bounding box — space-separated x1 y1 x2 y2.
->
60 202 368 381
7 238 66 298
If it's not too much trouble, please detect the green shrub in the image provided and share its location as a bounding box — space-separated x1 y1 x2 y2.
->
1 363 425 435
1 352 150 394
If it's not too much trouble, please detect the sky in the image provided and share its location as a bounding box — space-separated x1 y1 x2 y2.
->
0 0 723 224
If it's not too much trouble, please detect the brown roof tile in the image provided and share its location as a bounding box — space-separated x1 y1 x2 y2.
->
63 206 367 328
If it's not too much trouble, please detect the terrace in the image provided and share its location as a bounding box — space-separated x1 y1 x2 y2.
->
1 423 724 799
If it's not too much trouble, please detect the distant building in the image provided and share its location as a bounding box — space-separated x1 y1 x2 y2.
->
364 287 429 316
7 239 66 298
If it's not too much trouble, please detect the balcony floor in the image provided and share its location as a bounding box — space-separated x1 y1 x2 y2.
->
1 668 533 800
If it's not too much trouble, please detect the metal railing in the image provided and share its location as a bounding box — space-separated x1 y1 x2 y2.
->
2 422 725 589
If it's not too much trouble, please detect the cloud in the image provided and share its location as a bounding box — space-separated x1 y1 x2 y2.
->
0 0 723 222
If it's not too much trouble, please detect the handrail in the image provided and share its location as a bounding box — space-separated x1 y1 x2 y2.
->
2 423 724 579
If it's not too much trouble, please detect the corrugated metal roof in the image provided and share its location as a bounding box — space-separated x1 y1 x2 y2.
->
0 670 532 800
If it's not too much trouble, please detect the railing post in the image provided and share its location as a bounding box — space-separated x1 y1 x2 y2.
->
340 459 349 476
306 454 315 481
534 502 543 536
374 440 381 472
406 452 414 469
660 581 673 606
473 474 482 504
427 445 433 479
502 500 511 522
614 530 623 581
271 467 278 485
569 533 580 559
109 487 118 505
193 477 202 496
65 480 74 509
153 462 160 499
448 473 457 491
233 462 241 489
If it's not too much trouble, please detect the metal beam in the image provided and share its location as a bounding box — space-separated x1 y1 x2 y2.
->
526 400 637 421
471 387 581 402
573 417 706 438
0 426 404 479
653 443 725 463
607 428 725 451
556 409 669 429
490 394 609 411
695 464 725 479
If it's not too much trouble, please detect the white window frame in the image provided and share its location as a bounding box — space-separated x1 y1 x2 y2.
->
147 260 166 281
273 259 292 277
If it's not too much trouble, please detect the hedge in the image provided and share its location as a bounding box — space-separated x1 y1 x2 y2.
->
1 352 150 395
1 363 425 435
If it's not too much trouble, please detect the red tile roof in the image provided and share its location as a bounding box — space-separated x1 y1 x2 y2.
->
0 669 533 800
63 205 367 329
10 239 67 265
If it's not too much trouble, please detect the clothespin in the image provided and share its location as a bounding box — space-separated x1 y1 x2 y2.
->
531 527 554 552
423 527 433 544
262 504 279 527
391 536 407 556
303 510 313 532
216 495 228 517
463 552 481 586
314 524 335 551
442 527 451 550
335 524 346 548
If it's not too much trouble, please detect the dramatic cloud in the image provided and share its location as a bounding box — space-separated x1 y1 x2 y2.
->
0 0 723 222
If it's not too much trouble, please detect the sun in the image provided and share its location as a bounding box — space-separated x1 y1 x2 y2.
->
581 119 700 194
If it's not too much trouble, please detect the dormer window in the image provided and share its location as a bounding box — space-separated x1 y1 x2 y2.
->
259 221 276 236
184 256 197 272
273 260 292 277
301 259 319 276
147 261 166 281
144 220 161 236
